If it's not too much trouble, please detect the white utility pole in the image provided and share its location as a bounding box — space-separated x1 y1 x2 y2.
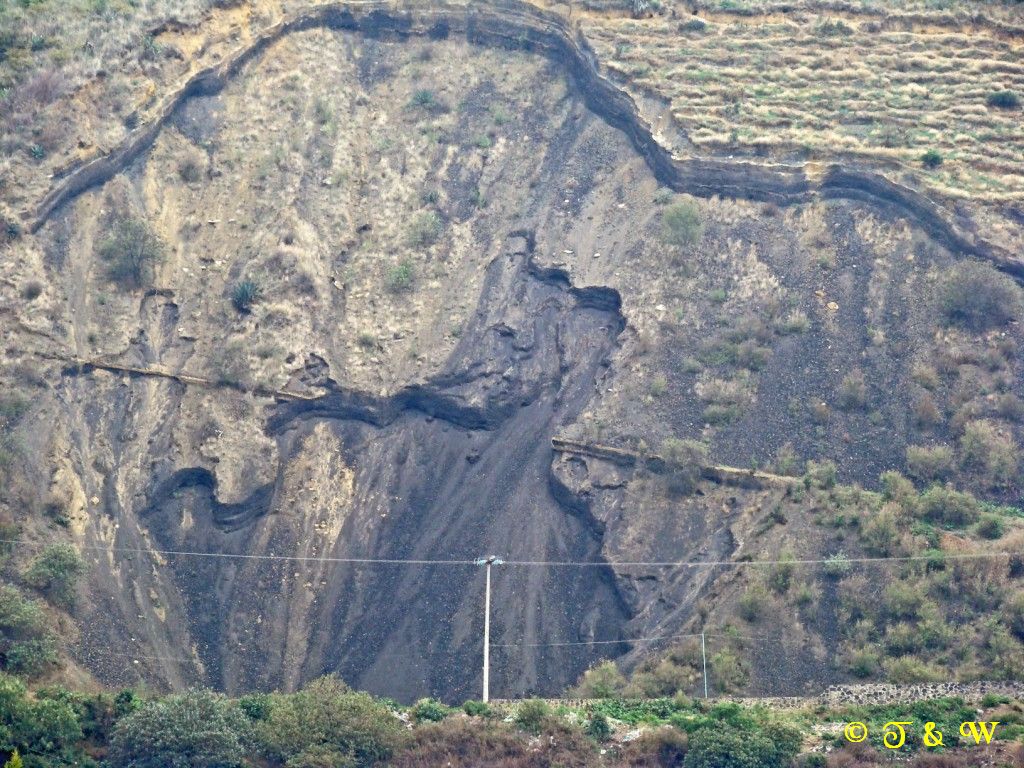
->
475 555 503 703
701 632 708 699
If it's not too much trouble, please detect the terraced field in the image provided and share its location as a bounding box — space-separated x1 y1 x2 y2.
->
576 0 1023 240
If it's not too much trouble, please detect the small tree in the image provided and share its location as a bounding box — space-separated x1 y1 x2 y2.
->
96 218 165 289
107 689 252 768
4 749 23 768
256 676 403 766
661 200 703 247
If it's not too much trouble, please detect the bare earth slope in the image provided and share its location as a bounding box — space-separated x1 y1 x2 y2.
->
2 0 1024 702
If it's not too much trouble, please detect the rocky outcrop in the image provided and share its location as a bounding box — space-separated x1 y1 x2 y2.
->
25 0 1021 276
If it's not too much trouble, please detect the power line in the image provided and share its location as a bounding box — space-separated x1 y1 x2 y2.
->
492 632 705 648
1 537 1019 568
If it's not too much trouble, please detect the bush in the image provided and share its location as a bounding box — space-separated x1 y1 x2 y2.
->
987 90 1020 109
767 554 795 595
572 660 626 699
178 154 203 183
410 698 449 723
959 419 1019 490
107 689 252 768
837 368 867 410
96 217 165 289
822 551 852 579
861 507 900 556
661 201 703 247
0 673 82 758
620 726 688 764
738 584 768 622
905 444 954 483
462 700 490 717
683 723 798 768
585 712 611 741
19 281 42 301
976 513 1005 540
918 485 980 527
920 149 943 168
0 584 57 677
230 279 262 313
660 438 707 496
407 211 442 248
804 460 837 490
514 699 549 734
23 543 85 607
385 260 416 294
256 676 403 766
938 260 1024 331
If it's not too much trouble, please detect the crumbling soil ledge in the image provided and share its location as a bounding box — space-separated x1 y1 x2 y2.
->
23 0 1021 277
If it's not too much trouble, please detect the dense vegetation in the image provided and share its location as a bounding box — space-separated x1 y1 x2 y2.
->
2 676 1023 768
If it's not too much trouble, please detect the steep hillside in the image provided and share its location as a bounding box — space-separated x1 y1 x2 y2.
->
1 0 1023 705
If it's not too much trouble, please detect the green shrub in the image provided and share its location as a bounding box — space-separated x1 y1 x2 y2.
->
461 700 490 717
238 693 272 721
408 89 446 113
822 551 852 579
738 584 768 622
660 438 707 495
905 444 954 483
976 514 1005 540
883 656 943 683
585 712 612 741
804 460 837 490
386 260 416 294
815 18 854 36
683 722 798 768
938 260 1024 331
230 279 262 313
987 90 1020 109
959 419 1019 490
410 698 449 723
649 374 669 397
108 689 252 768
680 18 706 32
256 676 403 766
514 699 549 734
96 217 165 289
0 584 57 677
572 660 626 699
709 650 748 692
767 554 795 595
407 211 442 247
22 543 85 607
918 485 980 527
661 200 703 247
861 508 899 556
920 149 943 168
0 673 82 758
847 648 880 678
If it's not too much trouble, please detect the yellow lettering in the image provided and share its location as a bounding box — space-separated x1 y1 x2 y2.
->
883 721 911 750
959 721 998 744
